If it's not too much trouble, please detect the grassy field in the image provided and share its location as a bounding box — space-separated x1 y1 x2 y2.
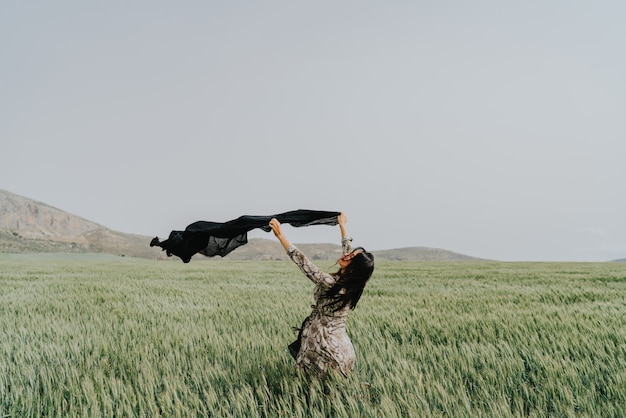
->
1 254 625 417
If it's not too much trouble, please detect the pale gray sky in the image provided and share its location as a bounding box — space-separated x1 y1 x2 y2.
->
2 1 625 261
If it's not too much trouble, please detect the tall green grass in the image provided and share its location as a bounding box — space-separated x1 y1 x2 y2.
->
1 255 625 417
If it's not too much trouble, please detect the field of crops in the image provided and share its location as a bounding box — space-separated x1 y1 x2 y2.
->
1 254 625 417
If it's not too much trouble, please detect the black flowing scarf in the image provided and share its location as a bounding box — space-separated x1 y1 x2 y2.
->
150 209 341 263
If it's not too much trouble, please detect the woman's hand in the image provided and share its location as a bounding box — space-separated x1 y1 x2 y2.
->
269 218 283 238
270 218 293 252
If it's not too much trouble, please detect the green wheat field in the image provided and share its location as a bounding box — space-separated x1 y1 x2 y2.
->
1 254 625 417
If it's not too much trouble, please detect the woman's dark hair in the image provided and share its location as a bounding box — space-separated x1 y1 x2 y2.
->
324 247 375 312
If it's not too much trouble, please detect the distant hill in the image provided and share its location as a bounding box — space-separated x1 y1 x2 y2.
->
214 239 345 261
372 246 483 261
1 189 481 261
224 240 484 262
0 189 161 258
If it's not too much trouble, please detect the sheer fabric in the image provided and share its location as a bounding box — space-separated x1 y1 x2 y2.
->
150 209 340 263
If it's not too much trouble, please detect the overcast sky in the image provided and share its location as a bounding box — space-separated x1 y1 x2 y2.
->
2 1 625 261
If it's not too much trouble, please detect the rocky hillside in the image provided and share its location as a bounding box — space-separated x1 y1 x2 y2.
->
1 189 484 261
0 189 161 258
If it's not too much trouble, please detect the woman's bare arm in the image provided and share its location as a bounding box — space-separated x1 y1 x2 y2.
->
269 218 293 252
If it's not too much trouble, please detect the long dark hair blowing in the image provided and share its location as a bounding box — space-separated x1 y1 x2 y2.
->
324 247 375 312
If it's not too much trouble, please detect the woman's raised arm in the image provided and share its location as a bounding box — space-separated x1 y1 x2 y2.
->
269 218 293 252
338 212 353 255
270 218 335 286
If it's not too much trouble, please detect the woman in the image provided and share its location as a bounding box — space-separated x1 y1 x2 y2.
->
269 213 374 377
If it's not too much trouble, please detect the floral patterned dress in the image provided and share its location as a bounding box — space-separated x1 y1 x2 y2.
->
287 237 355 377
